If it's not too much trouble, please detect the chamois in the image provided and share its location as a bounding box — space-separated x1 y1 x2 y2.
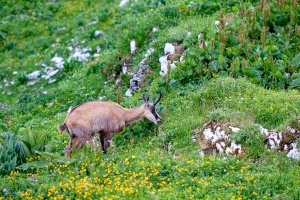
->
58 93 162 156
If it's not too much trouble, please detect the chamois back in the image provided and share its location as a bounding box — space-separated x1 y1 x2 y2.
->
65 101 126 137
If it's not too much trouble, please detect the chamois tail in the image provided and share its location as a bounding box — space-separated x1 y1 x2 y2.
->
58 123 68 133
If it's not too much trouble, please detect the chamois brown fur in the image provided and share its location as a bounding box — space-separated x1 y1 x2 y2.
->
58 94 162 156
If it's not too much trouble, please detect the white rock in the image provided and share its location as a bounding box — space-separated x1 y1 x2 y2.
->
263 130 283 149
82 47 92 53
145 47 154 58
42 69 59 80
125 89 132 97
130 40 136 55
180 55 185 63
229 126 240 133
198 150 205 158
27 71 40 79
164 43 175 55
214 20 229 31
216 143 224 154
170 62 177 69
43 67 54 74
48 79 56 84
230 143 242 154
153 27 159 32
203 125 242 156
215 20 220 31
259 125 269 136
42 63 49 68
198 33 204 40
87 19 98 26
139 48 154 67
159 55 169 76
68 49 90 62
203 128 214 140
4 79 8 87
27 80 39 86
220 141 226 147
122 63 128 74
286 126 296 133
225 147 233 154
96 46 101 53
51 55 64 69
139 58 147 67
119 0 129 7
287 143 300 160
215 127 227 142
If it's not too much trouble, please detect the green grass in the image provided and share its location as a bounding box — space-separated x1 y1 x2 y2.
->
1 140 300 199
1 0 300 199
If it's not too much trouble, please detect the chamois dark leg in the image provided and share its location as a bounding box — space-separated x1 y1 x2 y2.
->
74 133 93 152
99 132 105 153
75 139 86 152
66 135 78 157
103 132 113 154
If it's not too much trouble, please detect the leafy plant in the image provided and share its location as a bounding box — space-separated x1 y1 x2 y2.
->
0 132 18 175
15 127 48 163
0 128 48 174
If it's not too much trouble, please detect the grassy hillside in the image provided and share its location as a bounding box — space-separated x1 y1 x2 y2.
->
1 0 300 199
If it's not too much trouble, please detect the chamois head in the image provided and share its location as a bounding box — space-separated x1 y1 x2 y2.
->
143 93 162 124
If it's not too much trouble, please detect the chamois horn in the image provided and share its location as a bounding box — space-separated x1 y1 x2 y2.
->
142 93 150 103
153 92 162 106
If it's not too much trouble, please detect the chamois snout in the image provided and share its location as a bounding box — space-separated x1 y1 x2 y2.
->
143 93 163 124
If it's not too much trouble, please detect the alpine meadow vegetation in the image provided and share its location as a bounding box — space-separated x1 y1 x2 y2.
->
1 0 300 199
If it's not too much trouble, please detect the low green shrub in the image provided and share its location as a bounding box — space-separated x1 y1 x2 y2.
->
0 128 48 174
15 127 48 163
0 132 18 175
230 124 266 158
196 77 300 128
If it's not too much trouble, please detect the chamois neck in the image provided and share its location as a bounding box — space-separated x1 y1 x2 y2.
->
124 104 145 125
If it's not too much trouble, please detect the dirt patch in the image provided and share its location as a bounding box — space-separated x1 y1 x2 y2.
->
194 120 242 156
159 42 186 76
261 125 300 159
194 120 300 159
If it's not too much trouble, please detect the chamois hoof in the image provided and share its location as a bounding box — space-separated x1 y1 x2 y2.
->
64 146 72 157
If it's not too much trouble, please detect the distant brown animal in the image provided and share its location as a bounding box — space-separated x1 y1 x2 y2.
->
58 93 162 156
